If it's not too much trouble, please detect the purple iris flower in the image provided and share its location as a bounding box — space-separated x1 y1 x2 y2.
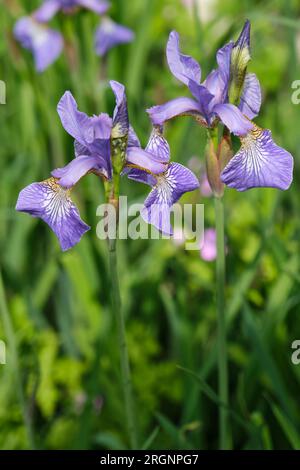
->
125 126 199 235
148 24 293 192
15 1 133 72
33 0 110 22
15 82 177 250
14 17 63 72
95 18 134 56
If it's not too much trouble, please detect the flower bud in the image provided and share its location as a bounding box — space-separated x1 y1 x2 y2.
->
228 20 251 106
205 139 224 198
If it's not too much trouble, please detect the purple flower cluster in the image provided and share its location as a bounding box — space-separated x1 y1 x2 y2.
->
14 0 134 72
15 20 294 253
16 82 199 250
147 22 293 192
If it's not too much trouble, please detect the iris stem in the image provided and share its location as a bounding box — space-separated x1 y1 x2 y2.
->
214 196 229 449
0 269 35 449
108 238 137 449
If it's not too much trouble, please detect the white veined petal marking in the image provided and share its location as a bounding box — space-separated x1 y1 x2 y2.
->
239 125 269 185
155 168 176 204
42 177 73 225
146 127 170 162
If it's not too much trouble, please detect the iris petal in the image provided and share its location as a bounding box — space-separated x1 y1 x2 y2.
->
124 168 156 187
141 162 200 235
146 127 170 162
188 81 215 123
16 178 90 251
33 0 60 22
221 126 293 191
214 103 253 136
95 18 134 57
126 147 168 174
216 41 233 98
147 97 203 126
128 126 141 148
51 154 108 187
110 80 129 138
166 31 201 86
14 17 63 72
239 73 261 119
57 91 93 145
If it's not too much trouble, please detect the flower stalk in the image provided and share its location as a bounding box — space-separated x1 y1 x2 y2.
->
108 232 137 449
107 141 137 449
207 129 230 449
214 195 229 449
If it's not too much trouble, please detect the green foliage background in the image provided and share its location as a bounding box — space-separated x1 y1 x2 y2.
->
0 0 300 450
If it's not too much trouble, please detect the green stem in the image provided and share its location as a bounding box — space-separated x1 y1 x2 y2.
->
214 196 229 449
0 270 35 449
108 239 137 449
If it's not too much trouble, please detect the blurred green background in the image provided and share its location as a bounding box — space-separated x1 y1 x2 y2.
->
1 0 300 450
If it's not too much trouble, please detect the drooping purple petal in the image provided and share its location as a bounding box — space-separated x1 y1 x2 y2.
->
141 162 199 235
14 17 63 72
147 97 203 126
33 0 61 22
51 154 108 187
239 73 261 119
95 18 134 57
126 147 168 174
213 103 253 136
221 127 293 191
77 0 110 14
110 80 129 138
57 91 93 145
166 31 201 86
145 126 170 162
15 178 90 251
